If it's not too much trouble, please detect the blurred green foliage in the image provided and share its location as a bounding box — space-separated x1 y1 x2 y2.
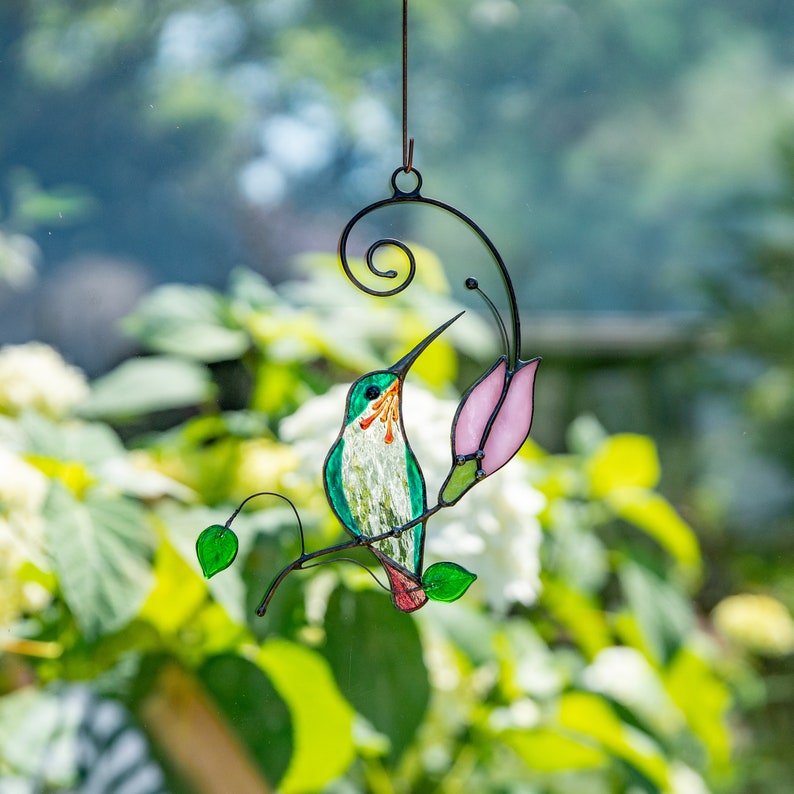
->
2 259 785 794
711 135 794 478
3 0 794 303
698 131 794 794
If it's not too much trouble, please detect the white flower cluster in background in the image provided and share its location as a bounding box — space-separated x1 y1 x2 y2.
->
669 763 712 794
280 381 545 612
0 447 52 626
0 342 89 418
0 341 87 625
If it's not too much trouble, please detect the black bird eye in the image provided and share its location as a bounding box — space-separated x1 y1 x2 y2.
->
365 385 381 400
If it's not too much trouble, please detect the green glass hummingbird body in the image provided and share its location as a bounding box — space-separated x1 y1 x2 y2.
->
323 314 462 611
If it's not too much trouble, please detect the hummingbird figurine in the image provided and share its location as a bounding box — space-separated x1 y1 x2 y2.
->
196 311 483 615
322 312 462 612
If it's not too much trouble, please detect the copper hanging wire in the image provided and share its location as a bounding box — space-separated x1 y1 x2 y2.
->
402 0 414 172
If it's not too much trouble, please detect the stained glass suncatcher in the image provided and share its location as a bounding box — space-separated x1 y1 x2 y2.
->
196 164 540 615
195 0 540 616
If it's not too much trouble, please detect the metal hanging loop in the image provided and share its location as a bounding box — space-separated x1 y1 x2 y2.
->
337 169 523 368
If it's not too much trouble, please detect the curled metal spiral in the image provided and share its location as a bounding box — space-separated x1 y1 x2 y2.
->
338 166 523 368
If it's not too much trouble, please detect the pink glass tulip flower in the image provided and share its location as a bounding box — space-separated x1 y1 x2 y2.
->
440 355 540 506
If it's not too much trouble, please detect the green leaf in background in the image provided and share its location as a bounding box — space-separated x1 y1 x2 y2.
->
258 638 355 794
124 284 250 362
608 488 701 577
502 727 607 772
10 172 97 228
423 561 477 602
0 688 79 788
665 649 731 774
428 601 497 666
80 356 213 418
541 575 612 660
138 539 207 636
559 691 670 791
322 587 430 761
199 654 293 787
43 482 155 638
586 433 661 496
241 531 308 641
196 524 238 578
618 560 694 666
20 412 124 465
228 266 280 312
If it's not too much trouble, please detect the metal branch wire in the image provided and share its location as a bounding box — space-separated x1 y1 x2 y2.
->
225 490 306 554
302 556 394 593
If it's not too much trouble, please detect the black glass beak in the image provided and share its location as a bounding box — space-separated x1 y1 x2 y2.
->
389 311 464 379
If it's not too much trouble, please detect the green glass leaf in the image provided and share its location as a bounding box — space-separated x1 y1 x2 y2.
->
422 561 477 603
196 524 238 578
